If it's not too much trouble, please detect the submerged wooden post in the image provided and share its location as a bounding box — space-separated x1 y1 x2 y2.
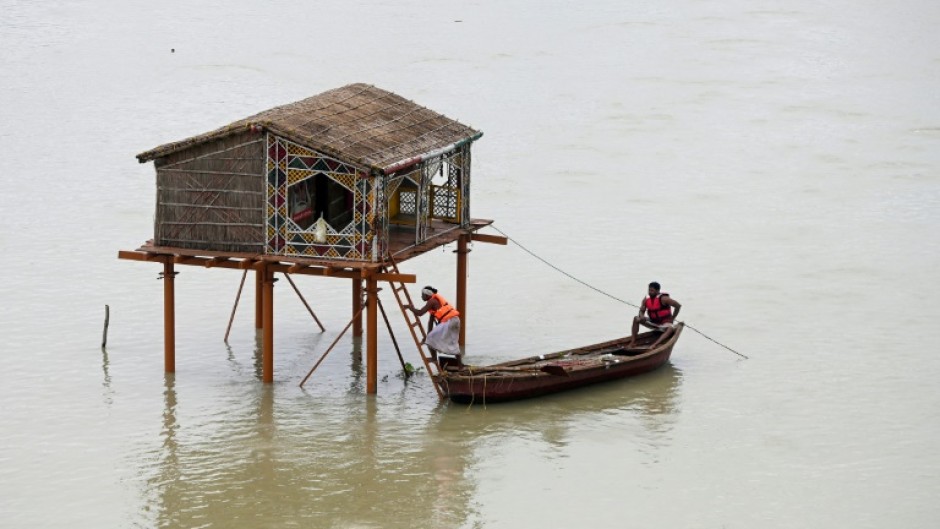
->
352 279 363 337
255 268 264 330
163 260 176 373
102 304 110 348
262 266 274 383
366 275 378 394
456 233 469 346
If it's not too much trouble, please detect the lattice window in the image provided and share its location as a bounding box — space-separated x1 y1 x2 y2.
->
399 189 417 215
431 185 459 221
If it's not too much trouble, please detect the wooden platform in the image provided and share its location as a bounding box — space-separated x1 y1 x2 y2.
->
117 217 507 387
119 218 499 280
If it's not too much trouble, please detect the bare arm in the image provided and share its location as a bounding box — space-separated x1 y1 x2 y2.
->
408 297 440 318
662 295 681 319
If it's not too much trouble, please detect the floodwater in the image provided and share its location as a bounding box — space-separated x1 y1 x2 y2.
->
2 1 939 527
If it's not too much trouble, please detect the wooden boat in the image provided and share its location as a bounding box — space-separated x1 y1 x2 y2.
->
435 323 684 403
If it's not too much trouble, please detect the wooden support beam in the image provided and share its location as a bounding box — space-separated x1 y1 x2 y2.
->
118 251 415 282
456 233 469 346
377 297 407 372
163 261 176 373
205 257 229 268
352 279 363 337
370 272 412 283
366 276 378 394
224 269 248 342
117 251 167 264
299 306 365 388
262 266 274 383
173 255 200 265
283 273 325 332
118 250 152 261
470 233 508 245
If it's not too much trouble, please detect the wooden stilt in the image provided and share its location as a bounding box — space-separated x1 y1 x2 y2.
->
456 233 469 346
255 268 263 330
352 279 363 337
377 297 408 372
224 269 248 342
366 276 378 394
163 260 176 373
299 306 365 387
262 266 274 383
283 273 326 332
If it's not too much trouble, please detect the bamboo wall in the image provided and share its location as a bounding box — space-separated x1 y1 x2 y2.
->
154 130 265 253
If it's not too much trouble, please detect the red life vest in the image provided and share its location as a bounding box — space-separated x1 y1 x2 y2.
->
645 293 673 324
429 293 459 323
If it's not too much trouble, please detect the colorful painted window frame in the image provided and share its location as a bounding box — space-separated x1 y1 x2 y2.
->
265 134 378 261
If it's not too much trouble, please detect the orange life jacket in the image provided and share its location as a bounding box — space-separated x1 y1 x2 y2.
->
429 293 459 323
645 293 673 324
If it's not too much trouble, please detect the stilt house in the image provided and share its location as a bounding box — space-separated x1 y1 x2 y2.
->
136 83 483 261
122 84 506 391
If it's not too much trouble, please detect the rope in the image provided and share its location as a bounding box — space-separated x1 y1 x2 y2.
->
489 225 641 309
683 323 749 359
490 224 749 360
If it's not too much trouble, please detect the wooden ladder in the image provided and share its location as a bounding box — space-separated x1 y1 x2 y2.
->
379 254 445 399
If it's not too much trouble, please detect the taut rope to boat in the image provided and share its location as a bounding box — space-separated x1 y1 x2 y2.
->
489 225 641 309
489 224 749 360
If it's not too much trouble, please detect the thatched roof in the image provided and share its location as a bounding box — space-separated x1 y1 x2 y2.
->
137 83 481 173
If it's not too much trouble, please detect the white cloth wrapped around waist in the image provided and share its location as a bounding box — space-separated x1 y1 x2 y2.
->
425 317 461 355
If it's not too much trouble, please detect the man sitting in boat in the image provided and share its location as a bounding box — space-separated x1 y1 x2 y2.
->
628 282 681 347
407 286 462 366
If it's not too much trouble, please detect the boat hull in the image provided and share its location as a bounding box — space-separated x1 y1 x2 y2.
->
436 324 683 404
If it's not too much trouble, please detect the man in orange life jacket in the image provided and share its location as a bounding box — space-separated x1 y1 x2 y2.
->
629 281 681 347
407 286 462 364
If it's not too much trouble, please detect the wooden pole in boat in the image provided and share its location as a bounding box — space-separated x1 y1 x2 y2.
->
163 260 176 373
224 269 248 343
352 279 363 337
254 268 264 330
262 265 275 383
455 233 469 346
283 272 325 332
366 275 378 394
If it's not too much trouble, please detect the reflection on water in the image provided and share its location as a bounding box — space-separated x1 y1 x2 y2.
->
348 337 363 395
252 333 263 381
441 362 683 445
141 382 460 527
140 363 680 528
99 346 113 406
140 364 681 527
150 375 180 528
